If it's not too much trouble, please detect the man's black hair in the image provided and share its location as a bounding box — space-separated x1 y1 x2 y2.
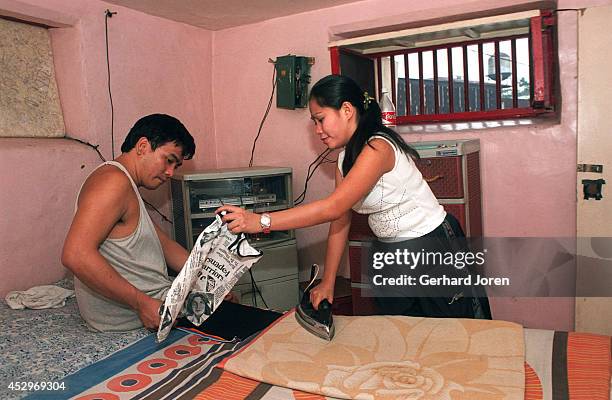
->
120 114 196 159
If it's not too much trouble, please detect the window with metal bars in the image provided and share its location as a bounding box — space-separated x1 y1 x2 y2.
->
329 9 556 124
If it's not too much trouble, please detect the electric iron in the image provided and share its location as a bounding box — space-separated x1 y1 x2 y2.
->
295 264 335 341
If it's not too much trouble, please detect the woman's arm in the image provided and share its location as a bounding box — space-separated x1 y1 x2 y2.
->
218 138 395 233
309 168 352 309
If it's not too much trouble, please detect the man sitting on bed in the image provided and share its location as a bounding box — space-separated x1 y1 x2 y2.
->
61 114 197 332
62 114 280 338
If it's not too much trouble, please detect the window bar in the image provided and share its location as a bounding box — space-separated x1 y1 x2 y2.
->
530 15 545 106
390 57 396 108
447 48 454 114
329 47 340 74
494 41 502 109
376 57 383 100
478 43 485 111
528 27 534 105
446 47 455 114
404 53 411 116
418 51 424 115
463 45 469 112
433 50 439 115
511 39 518 109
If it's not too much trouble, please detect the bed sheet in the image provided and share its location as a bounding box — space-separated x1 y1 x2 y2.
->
1 279 148 400
17 317 611 400
3 279 610 400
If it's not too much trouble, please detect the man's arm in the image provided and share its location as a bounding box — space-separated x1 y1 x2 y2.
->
61 169 161 329
153 222 189 273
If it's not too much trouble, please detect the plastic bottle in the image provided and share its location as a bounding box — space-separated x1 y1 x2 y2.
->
380 88 396 127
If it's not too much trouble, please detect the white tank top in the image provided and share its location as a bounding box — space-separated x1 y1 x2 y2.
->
338 135 446 240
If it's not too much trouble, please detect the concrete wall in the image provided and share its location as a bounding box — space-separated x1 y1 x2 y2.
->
0 0 215 296
211 0 579 330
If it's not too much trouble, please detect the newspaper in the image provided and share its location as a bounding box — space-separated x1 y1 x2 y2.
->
156 214 262 342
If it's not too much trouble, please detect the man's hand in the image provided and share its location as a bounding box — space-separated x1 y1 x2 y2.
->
135 292 162 331
224 291 240 303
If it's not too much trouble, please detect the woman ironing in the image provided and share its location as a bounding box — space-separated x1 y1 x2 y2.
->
217 74 490 319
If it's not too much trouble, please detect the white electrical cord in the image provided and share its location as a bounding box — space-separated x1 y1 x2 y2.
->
303 264 320 293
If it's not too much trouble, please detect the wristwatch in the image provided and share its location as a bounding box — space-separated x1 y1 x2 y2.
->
260 213 271 234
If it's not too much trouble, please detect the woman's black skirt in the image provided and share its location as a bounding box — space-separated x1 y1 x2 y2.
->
372 213 492 319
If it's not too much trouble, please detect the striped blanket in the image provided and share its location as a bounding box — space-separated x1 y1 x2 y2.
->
524 329 611 400
27 320 611 400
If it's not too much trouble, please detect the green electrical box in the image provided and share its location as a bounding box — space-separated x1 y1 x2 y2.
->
275 55 314 109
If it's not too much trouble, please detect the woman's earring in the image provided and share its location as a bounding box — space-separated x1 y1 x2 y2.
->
363 92 373 110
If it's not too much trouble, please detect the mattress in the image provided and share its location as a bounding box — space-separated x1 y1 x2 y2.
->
0 279 148 400
14 314 611 400
3 279 610 400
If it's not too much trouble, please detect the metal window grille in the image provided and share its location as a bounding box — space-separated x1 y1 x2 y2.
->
330 10 556 124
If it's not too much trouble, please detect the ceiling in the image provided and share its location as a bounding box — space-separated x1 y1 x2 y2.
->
104 0 362 31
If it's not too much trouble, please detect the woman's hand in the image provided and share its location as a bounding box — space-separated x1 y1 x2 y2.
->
309 279 335 310
216 205 262 234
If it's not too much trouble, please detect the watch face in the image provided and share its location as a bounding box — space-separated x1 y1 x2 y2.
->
261 214 271 227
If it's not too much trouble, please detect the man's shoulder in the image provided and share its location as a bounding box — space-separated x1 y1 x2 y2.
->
80 164 132 199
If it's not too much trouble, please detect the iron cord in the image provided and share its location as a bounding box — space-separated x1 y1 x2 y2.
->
294 148 336 206
302 263 320 293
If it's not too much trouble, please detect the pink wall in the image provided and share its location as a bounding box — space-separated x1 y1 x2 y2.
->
0 0 215 296
212 0 579 330
1 0 600 331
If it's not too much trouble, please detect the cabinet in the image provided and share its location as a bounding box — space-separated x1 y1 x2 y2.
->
170 167 299 312
348 139 482 315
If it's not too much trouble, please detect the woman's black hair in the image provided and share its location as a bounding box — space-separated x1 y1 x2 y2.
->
309 74 419 176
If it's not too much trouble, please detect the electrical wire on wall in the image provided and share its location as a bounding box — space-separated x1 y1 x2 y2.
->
555 8 585 15
294 148 337 206
248 268 269 309
104 9 117 159
65 134 173 224
248 59 277 167
142 199 172 224
246 60 280 308
65 136 106 162
99 9 172 225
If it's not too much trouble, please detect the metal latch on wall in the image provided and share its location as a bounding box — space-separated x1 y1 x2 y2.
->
577 164 603 173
